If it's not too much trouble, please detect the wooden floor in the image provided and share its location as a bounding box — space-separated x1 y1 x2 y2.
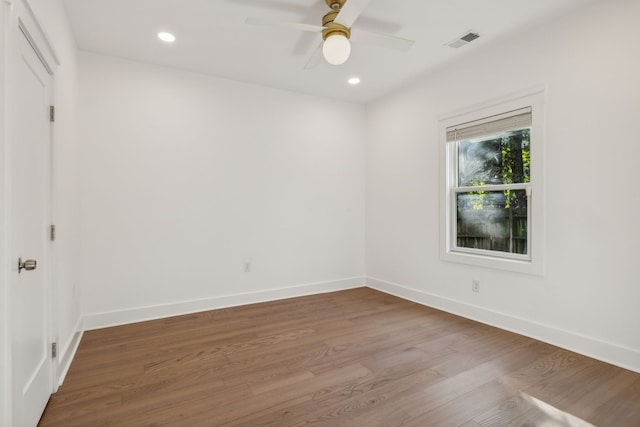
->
39 288 640 426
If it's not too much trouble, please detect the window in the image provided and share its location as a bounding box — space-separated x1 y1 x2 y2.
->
439 89 545 274
451 108 531 259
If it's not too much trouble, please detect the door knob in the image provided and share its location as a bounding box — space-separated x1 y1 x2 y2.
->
18 257 37 273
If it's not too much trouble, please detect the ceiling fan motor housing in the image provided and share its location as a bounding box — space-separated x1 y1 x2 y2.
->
322 0 350 41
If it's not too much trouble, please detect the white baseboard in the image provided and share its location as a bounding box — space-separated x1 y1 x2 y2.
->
82 277 366 331
366 277 640 374
56 318 83 387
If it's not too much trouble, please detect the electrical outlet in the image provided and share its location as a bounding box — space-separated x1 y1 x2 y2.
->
472 279 480 293
244 261 251 273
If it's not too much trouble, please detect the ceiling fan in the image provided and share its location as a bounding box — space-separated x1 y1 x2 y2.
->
246 0 415 68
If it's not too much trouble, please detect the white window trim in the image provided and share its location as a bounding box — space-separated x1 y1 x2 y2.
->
439 86 546 275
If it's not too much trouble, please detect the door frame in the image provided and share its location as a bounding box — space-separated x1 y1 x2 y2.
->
2 0 60 424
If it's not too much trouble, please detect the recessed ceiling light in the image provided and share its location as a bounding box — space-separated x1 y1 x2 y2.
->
158 32 176 43
348 77 361 85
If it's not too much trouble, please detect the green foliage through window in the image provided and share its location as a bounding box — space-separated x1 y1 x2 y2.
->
456 129 530 255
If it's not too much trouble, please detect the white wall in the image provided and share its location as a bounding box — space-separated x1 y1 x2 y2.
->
29 0 83 384
366 0 640 371
78 53 366 325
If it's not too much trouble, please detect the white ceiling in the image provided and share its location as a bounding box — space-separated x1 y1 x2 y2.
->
61 0 596 104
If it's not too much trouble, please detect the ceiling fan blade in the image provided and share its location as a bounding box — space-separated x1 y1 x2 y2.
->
334 0 373 28
245 17 323 33
304 43 324 69
351 29 415 51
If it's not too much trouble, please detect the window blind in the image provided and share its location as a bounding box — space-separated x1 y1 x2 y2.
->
446 107 532 142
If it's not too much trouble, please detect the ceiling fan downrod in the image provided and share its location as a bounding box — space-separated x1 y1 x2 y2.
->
326 0 346 11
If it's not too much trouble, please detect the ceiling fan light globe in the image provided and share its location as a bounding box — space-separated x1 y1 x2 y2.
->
323 34 351 65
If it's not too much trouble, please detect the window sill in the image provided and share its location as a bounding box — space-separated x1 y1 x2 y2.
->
441 249 544 276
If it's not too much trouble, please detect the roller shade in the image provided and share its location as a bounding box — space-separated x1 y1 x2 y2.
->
446 107 532 142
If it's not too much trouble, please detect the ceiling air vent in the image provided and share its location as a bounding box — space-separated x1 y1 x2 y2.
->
446 31 480 48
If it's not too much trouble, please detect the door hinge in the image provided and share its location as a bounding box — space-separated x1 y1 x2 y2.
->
49 105 55 122
50 224 56 241
52 342 57 359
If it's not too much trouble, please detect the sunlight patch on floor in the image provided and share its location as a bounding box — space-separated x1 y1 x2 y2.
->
521 393 595 427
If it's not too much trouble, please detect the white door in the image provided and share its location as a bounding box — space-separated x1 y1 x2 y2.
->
10 28 54 427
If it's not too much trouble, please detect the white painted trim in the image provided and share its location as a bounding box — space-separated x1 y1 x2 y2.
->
1 3 9 425
437 85 547 122
82 277 366 331
438 87 547 276
18 0 60 69
366 277 640 374
56 319 83 387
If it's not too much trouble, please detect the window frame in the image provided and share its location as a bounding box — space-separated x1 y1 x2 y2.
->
439 87 546 275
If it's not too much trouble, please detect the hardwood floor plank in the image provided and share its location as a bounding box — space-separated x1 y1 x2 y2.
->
310 361 444 409
472 347 595 426
38 288 640 426
329 402 412 427
401 381 514 427
379 336 606 420
249 370 316 395
473 392 540 426
275 368 443 426
38 393 122 426
179 363 373 426
114 383 253 427
554 365 638 422
588 376 640 427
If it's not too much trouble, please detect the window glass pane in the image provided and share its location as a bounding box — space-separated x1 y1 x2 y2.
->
456 189 527 255
458 129 530 187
